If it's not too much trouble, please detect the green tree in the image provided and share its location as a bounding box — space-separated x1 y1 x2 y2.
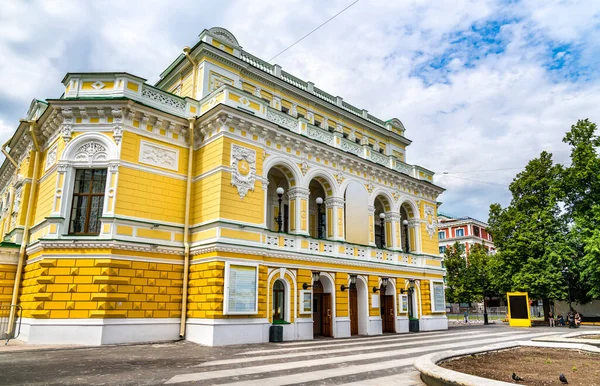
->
444 242 468 304
444 242 495 305
561 119 600 299
488 151 569 310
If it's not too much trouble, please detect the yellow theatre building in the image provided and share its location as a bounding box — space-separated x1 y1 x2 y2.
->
0 27 447 346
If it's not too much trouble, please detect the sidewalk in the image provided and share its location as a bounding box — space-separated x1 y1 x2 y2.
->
0 339 83 353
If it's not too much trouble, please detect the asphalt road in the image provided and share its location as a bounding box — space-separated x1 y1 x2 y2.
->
0 324 575 385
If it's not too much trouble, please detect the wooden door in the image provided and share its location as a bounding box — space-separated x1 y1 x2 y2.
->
313 294 322 336
383 295 395 333
349 287 358 335
322 293 332 337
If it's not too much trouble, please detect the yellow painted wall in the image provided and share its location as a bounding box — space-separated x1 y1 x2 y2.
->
0 263 17 305
115 166 186 223
19 257 183 319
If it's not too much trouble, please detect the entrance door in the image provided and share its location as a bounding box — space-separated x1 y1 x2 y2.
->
349 287 358 335
381 295 395 333
322 293 332 337
313 294 322 335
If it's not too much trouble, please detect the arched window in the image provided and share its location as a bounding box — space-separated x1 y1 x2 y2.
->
273 280 286 322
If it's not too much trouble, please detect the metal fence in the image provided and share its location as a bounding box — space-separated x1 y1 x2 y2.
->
447 307 508 324
0 304 22 344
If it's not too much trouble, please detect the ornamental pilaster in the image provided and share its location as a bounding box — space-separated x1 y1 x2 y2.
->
287 187 310 236
325 197 345 241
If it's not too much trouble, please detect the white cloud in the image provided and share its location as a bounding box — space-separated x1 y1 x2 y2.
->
0 0 599 220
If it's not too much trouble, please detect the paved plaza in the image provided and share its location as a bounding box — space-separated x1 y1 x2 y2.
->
0 324 570 385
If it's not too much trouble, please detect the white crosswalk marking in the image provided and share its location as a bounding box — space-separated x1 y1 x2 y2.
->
239 330 483 355
200 330 524 366
165 330 551 384
337 371 423 386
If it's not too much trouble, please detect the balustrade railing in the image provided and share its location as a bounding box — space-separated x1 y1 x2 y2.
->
255 229 439 269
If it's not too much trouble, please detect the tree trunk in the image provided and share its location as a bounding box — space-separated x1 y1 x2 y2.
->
542 298 551 321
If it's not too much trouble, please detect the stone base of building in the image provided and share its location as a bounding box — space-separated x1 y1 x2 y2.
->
396 316 409 333
185 318 315 346
18 318 180 345
419 315 449 331
15 316 448 346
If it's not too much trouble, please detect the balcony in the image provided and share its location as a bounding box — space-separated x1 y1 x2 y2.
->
211 224 442 270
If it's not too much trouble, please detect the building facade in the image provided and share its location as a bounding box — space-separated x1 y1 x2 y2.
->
437 214 495 256
0 27 446 346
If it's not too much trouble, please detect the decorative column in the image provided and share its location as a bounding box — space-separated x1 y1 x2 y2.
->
386 212 401 250
408 219 422 253
325 197 345 241
368 205 376 246
288 187 310 236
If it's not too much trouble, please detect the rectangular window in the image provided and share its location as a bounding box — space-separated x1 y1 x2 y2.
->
281 106 290 114
431 281 445 312
473 226 480 237
439 246 446 254
455 228 464 237
224 263 259 314
314 120 321 127
300 290 312 314
69 168 107 235
399 294 408 313
438 231 445 240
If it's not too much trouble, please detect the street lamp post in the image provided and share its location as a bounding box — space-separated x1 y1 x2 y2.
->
316 197 324 239
379 212 386 248
481 273 489 325
402 219 409 253
276 187 284 232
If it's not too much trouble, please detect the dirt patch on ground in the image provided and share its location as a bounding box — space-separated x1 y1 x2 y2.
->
580 335 600 340
441 347 600 385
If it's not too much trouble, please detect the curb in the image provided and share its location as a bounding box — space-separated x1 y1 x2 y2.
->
413 340 600 386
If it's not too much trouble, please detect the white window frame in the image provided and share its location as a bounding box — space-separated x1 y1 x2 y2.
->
223 261 259 315
430 280 446 313
439 246 446 254
299 290 312 314
455 228 464 237
438 231 445 240
399 294 408 313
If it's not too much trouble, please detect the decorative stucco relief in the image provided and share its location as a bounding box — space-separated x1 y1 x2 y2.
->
139 140 179 171
230 144 256 198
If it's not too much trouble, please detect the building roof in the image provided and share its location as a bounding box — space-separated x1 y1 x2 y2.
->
156 27 407 134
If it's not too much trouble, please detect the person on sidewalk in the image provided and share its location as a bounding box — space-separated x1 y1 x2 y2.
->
548 310 555 327
575 312 581 328
463 310 470 325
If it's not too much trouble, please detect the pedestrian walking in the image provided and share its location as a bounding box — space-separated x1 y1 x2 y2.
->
575 312 581 328
548 310 555 327
463 310 470 325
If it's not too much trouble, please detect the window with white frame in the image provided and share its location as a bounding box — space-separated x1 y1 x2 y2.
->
455 228 464 237
300 290 312 314
431 280 445 313
399 294 408 313
439 246 446 254
224 262 259 314
438 231 445 240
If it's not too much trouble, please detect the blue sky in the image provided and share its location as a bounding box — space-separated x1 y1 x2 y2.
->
1 0 599 222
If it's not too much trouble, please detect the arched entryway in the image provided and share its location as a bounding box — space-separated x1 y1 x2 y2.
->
380 279 396 333
313 273 335 337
